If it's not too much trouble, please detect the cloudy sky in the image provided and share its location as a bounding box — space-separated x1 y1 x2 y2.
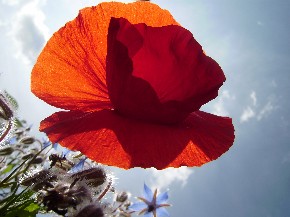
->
0 0 290 216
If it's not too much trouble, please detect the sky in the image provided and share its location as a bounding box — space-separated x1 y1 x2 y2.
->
0 0 290 216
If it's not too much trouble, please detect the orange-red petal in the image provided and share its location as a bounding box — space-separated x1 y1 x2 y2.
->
40 110 235 169
31 2 178 111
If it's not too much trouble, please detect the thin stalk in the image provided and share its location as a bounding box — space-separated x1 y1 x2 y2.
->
0 120 12 143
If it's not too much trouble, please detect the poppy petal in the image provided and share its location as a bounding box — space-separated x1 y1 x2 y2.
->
40 110 234 169
31 2 177 111
106 17 225 123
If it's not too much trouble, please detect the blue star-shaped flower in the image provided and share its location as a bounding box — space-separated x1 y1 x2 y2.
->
129 183 170 217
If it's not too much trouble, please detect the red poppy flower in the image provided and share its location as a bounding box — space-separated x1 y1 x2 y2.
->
31 2 235 169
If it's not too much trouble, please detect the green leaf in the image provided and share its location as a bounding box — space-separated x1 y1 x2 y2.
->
0 184 20 206
0 158 28 185
24 202 39 212
0 181 17 189
14 118 24 128
3 207 38 217
0 194 39 217
0 164 15 175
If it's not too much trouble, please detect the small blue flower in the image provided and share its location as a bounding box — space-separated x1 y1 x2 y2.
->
42 138 51 149
68 157 87 173
8 136 17 145
129 183 170 217
52 143 70 157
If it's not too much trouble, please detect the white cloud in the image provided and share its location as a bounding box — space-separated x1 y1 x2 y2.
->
0 19 8 26
211 90 235 116
250 91 257 106
8 0 49 64
1 0 22 6
240 93 278 123
240 91 257 123
240 106 255 123
257 100 276 121
149 167 193 190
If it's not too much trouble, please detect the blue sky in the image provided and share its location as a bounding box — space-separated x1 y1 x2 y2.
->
0 0 289 216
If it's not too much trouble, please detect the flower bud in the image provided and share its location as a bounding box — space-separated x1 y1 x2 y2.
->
14 130 24 137
116 192 128 203
22 153 34 160
70 167 106 187
0 147 14 156
21 169 57 191
75 204 104 217
19 136 35 144
30 157 43 164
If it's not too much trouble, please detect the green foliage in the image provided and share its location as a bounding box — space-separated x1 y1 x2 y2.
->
0 164 15 175
0 157 40 217
0 189 40 217
14 118 25 128
0 92 136 217
2 90 18 110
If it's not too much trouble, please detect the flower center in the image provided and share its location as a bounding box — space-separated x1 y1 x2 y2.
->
148 204 155 212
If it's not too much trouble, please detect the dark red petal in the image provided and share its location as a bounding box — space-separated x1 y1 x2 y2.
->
106 17 226 123
40 110 234 169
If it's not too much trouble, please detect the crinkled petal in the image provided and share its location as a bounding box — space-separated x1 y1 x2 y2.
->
129 202 147 212
39 109 234 169
106 17 225 123
31 2 177 112
143 183 154 202
156 207 170 217
156 192 168 205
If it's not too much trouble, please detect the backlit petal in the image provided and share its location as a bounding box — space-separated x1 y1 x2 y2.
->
156 192 168 205
156 207 170 217
129 202 147 212
69 158 87 173
40 110 234 169
143 183 154 202
31 2 177 111
106 17 225 123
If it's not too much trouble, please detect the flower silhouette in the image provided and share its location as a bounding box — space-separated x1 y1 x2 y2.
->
130 183 170 217
31 2 235 169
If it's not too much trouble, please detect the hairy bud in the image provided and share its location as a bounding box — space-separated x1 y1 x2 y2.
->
19 136 35 145
0 147 14 156
75 203 104 217
116 192 129 203
21 169 57 190
70 167 106 187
